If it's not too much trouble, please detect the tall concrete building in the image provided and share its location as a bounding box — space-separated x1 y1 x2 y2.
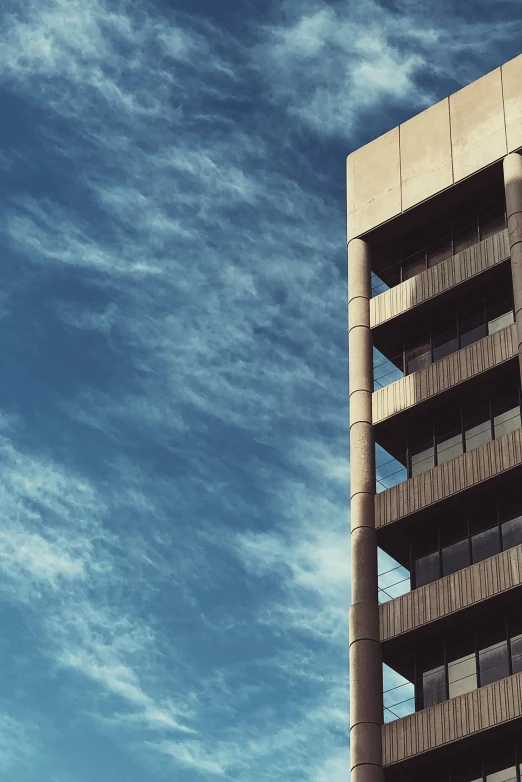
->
348 54 522 782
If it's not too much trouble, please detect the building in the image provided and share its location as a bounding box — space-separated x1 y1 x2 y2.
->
347 54 522 782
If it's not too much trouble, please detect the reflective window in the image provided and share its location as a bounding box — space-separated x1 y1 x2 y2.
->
427 236 452 267
484 745 517 782
448 636 477 698
402 249 426 281
509 616 522 675
415 551 440 588
465 401 492 453
488 308 514 335
460 313 487 349
501 513 522 551
422 663 446 708
480 208 506 240
451 760 483 782
478 622 509 687
405 342 431 374
441 520 469 577
454 221 478 254
471 509 500 564
410 427 435 477
433 323 459 363
494 405 521 438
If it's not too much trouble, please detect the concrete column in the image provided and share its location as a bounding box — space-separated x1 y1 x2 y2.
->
348 238 384 782
504 153 522 387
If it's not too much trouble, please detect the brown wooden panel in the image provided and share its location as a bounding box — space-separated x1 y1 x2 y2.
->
380 544 522 642
375 426 522 528
373 324 516 424
382 672 522 765
370 229 509 328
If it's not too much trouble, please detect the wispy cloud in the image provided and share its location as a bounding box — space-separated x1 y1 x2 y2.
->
0 0 520 780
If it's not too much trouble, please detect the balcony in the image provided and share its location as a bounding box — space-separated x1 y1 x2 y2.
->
380 544 522 647
370 227 509 330
373 323 517 425
375 426 522 536
382 672 522 766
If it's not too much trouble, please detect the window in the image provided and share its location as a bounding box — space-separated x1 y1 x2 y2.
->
453 219 478 254
414 532 440 588
465 400 492 453
494 405 521 438
460 303 487 349
471 508 500 564
488 306 514 335
501 512 522 551
432 320 459 363
436 415 463 465
427 236 452 267
419 648 446 709
441 520 469 577
478 622 509 687
447 635 477 698
405 341 431 374
509 616 522 675
480 207 506 240
410 427 434 477
402 248 426 281
484 744 517 782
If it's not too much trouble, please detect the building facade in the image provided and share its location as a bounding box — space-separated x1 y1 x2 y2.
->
347 54 522 782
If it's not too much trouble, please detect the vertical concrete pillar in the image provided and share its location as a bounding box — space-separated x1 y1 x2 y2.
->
504 153 522 387
348 238 384 782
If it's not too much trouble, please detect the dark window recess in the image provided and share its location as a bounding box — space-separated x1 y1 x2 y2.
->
396 203 506 286
401 295 514 378
410 495 522 590
406 385 521 479
441 519 469 577
411 613 522 714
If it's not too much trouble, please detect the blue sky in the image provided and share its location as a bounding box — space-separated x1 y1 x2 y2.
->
0 1 521 780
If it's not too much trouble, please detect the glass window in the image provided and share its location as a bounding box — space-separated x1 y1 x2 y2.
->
484 743 517 782
502 512 522 551
454 219 478 254
494 405 521 439
405 342 431 374
422 663 446 709
478 621 509 687
509 616 522 675
441 520 470 577
471 508 500 564
436 415 463 465
451 758 483 782
465 400 492 453
488 310 515 335
427 236 453 267
433 321 459 363
480 207 506 240
414 532 440 587
402 249 426 281
410 427 434 477
414 551 439 587
418 648 446 709
460 305 487 349
447 635 477 698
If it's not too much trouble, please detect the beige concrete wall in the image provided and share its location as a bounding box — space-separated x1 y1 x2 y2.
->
380 543 522 644
373 323 516 424
370 230 509 328
382 672 522 766
347 54 522 240
375 426 522 529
